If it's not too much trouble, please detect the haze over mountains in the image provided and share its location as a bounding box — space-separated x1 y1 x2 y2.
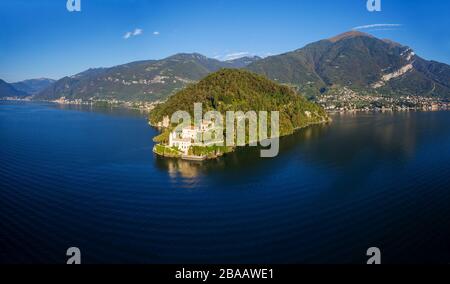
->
0 78 55 98
12 78 56 95
0 79 27 98
2 31 449 101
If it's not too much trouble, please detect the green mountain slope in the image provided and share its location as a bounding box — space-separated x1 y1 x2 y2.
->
35 54 260 102
246 31 450 98
149 69 329 136
32 31 450 102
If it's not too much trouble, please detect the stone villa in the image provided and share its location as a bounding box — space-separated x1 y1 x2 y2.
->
168 120 223 155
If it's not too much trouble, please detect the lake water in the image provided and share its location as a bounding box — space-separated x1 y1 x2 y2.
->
1 101 450 264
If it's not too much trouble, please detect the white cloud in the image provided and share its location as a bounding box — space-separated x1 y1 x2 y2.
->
123 28 143 39
123 32 132 39
222 52 250 61
213 51 270 61
352 24 402 31
153 31 160 36
133 28 143 36
262 52 274 58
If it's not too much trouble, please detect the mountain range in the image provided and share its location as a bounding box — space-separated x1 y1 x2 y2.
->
2 31 449 102
0 79 27 98
0 78 55 98
34 54 261 102
12 78 56 95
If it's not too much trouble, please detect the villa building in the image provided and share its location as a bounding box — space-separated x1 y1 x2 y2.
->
168 120 223 155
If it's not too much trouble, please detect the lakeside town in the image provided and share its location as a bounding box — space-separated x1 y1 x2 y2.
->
315 87 450 112
51 97 163 112
2 91 449 114
0 96 162 112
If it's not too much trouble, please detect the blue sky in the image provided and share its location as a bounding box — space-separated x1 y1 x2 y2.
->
1 0 449 82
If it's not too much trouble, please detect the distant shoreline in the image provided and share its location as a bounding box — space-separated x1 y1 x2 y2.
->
0 97 162 113
2 97 449 114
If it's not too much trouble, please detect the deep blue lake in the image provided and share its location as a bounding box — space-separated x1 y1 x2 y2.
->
1 101 450 264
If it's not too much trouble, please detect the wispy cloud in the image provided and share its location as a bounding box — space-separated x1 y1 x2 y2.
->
123 28 143 39
153 31 160 36
221 52 250 61
133 28 143 36
262 52 274 58
213 51 271 61
123 32 132 39
352 24 402 31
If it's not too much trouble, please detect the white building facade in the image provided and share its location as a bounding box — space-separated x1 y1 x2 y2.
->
168 121 223 155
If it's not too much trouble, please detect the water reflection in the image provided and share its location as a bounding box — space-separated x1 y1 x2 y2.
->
155 156 202 179
3 102 450 263
318 111 448 165
153 111 450 190
153 121 332 180
297 111 450 192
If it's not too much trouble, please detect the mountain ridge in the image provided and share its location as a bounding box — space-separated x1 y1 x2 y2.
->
246 31 450 98
12 78 56 95
34 53 261 102
0 79 28 98
11 31 450 102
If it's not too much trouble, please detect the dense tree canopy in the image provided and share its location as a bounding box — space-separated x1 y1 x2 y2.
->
149 69 329 136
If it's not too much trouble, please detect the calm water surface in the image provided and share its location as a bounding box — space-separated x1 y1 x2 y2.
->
1 101 450 263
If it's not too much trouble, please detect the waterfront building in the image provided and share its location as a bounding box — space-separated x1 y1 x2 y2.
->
168 120 223 155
